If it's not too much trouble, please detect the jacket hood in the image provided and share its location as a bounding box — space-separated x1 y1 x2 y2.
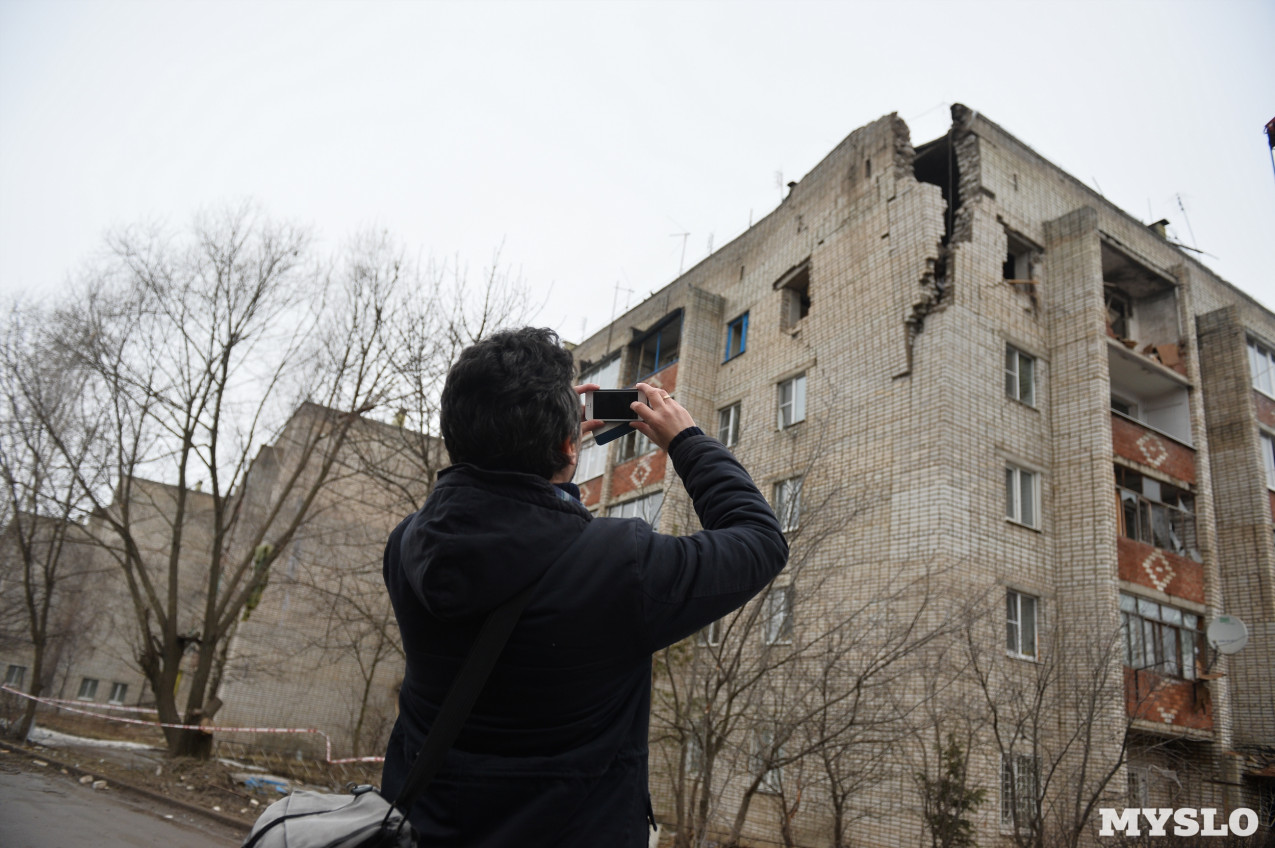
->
398 463 592 620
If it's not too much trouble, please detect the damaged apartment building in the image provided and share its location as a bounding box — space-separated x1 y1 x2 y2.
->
569 105 1274 846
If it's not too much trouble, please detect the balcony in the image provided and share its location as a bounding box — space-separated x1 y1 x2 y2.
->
1110 412 1195 485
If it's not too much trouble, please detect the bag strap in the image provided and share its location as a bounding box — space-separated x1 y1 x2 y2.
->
391 578 538 814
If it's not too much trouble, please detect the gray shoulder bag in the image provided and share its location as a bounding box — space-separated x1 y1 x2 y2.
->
240 579 538 848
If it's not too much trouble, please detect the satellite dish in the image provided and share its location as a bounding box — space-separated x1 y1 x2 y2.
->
1207 615 1249 655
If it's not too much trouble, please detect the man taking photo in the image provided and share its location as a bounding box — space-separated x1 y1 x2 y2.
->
382 326 789 846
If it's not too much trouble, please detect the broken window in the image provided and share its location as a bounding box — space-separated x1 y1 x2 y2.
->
724 312 748 361
1006 590 1038 659
1005 345 1035 406
1101 242 1179 353
1105 287 1133 339
717 402 741 447
775 261 811 330
1003 231 1035 281
1005 465 1038 528
1115 466 1198 559
631 312 681 381
1120 592 1201 680
777 374 807 429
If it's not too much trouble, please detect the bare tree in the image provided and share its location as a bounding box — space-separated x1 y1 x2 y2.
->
0 303 110 740
959 593 1136 848
35 206 406 757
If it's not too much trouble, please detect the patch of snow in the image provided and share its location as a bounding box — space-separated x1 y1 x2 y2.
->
28 726 159 752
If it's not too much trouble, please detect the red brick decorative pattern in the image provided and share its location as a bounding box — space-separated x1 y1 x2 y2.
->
1124 667 1213 731
611 450 668 500
1117 536 1205 604
1255 391 1275 430
1111 414 1196 485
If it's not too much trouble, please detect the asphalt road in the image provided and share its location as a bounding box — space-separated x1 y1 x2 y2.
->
0 759 249 848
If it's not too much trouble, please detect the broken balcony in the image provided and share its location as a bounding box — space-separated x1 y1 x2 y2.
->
1103 241 1185 376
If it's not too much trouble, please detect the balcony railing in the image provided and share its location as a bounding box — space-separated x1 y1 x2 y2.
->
1117 487 1199 561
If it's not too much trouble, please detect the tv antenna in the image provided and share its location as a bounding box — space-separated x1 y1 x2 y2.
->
670 231 689 277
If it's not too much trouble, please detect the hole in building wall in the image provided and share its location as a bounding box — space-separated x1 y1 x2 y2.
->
913 133 959 246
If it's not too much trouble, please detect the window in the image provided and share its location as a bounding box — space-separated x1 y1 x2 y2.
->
1115 467 1198 560
76 677 99 700
697 618 724 647
777 374 806 429
1120 592 1201 680
763 584 794 645
1003 233 1034 281
4 664 26 687
108 682 128 704
1006 590 1038 659
717 402 741 447
580 353 621 389
724 313 748 361
1127 766 1151 807
608 491 664 529
684 733 706 778
632 314 681 380
618 428 657 462
1000 753 1040 831
773 477 803 532
1263 433 1275 489
1005 465 1038 528
753 729 785 793
1105 287 1133 339
1110 394 1138 418
1249 338 1275 397
576 437 607 482
776 262 811 330
1004 345 1035 406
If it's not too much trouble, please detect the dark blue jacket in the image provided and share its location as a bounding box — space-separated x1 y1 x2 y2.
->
381 431 788 846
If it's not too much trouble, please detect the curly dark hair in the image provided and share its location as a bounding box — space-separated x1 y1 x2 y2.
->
439 327 580 478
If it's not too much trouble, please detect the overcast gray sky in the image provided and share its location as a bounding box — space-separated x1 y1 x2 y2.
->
1 0 1271 342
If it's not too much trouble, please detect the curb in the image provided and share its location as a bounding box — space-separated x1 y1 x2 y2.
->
0 737 254 834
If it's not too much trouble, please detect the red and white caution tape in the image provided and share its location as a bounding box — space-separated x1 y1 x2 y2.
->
1 684 383 765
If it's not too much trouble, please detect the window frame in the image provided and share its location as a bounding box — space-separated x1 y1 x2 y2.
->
697 617 724 647
724 313 749 362
1263 431 1275 490
763 584 795 646
4 664 26 687
108 682 128 705
777 373 807 429
753 728 785 794
576 436 607 482
631 312 682 381
773 476 803 533
1005 464 1039 529
76 677 99 701
1119 592 1201 680
1249 338 1275 398
1004 345 1036 407
1006 589 1038 660
607 491 664 530
717 402 741 448
1000 752 1041 832
617 428 658 462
